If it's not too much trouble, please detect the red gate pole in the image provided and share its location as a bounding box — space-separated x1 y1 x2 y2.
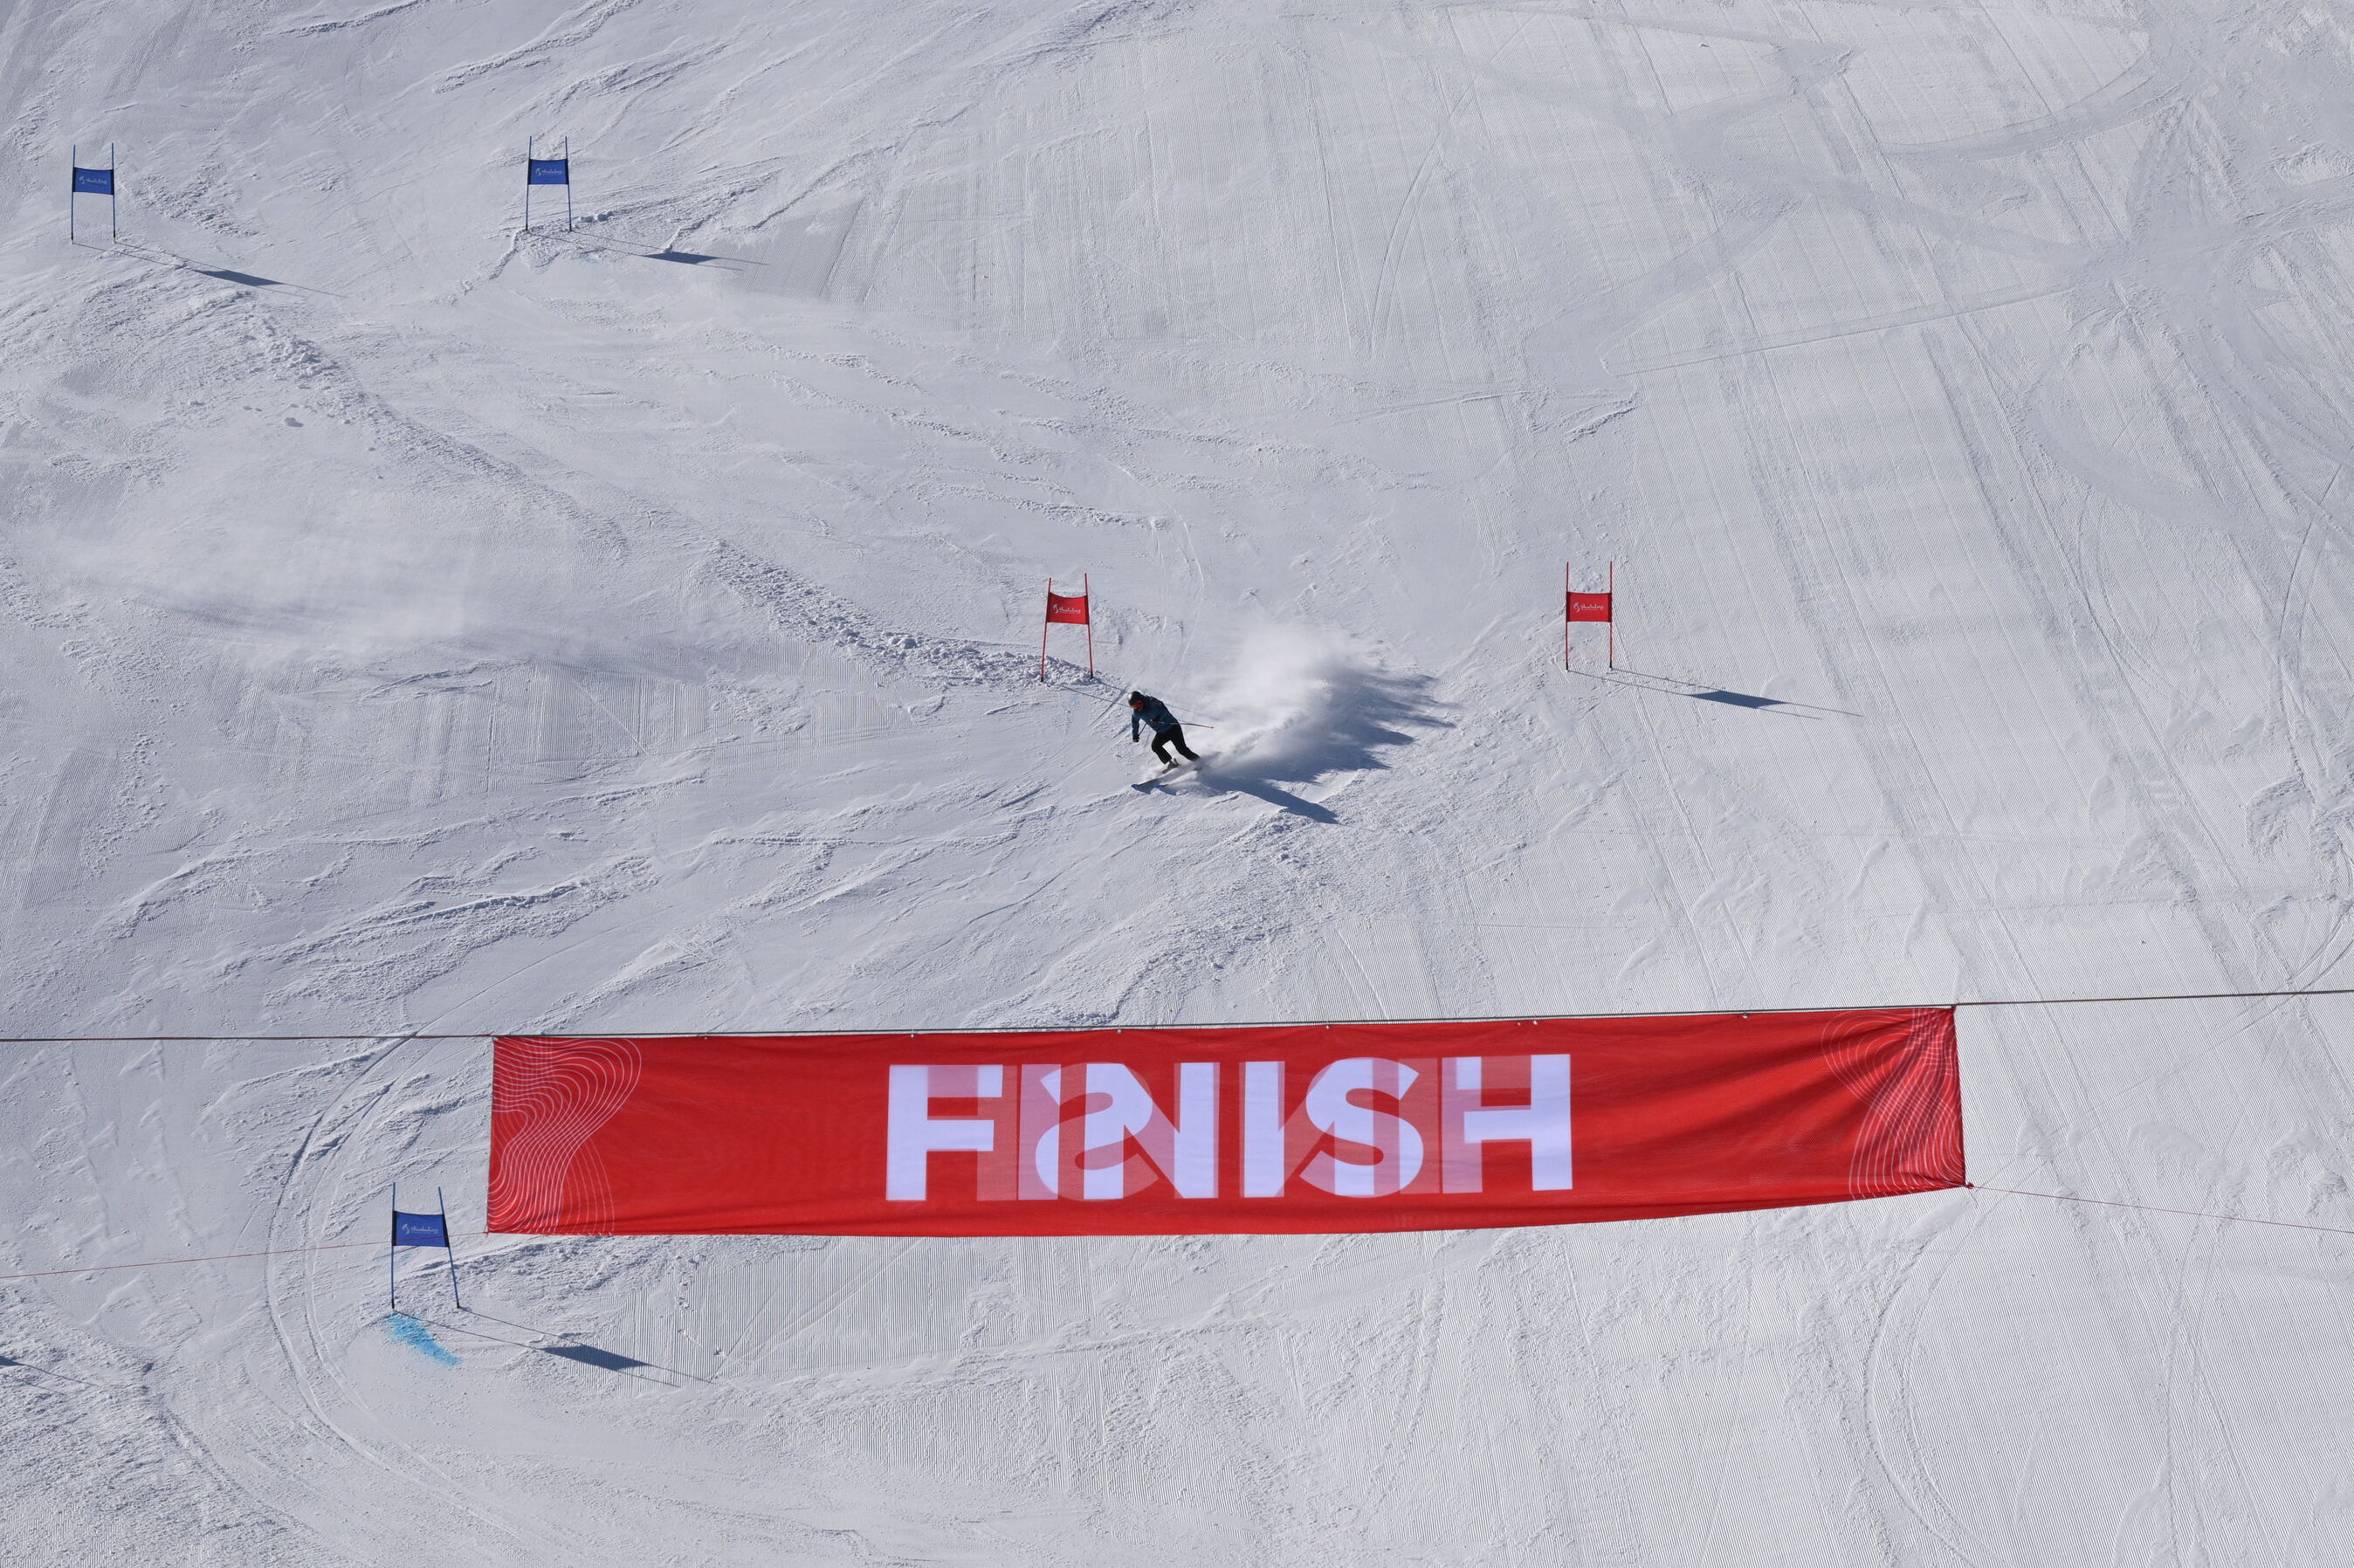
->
1607 560 1616 670
1039 579 1050 682
1563 563 1571 668
1084 574 1094 677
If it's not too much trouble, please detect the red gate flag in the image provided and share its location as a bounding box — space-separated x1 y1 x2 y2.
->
488 1008 1962 1237
1040 574 1093 677
1565 561 1616 667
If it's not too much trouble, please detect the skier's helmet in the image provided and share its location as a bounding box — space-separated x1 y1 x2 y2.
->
1128 691 1145 705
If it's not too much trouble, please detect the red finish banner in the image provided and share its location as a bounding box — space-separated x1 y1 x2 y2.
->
487 1008 1962 1236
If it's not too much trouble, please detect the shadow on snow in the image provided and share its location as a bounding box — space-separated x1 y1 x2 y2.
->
412 1308 712 1386
1573 665 1861 719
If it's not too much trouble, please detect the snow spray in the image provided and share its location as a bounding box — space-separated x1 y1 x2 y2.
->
1194 627 1394 780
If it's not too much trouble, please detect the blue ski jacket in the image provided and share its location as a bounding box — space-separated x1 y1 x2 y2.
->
1130 695 1180 740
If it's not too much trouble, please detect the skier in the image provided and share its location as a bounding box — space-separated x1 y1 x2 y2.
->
1129 691 1200 771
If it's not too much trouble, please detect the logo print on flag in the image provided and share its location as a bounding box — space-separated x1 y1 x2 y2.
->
488 1009 1963 1236
392 1210 451 1247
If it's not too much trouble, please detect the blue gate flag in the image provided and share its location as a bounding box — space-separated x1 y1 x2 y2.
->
72 167 114 195
392 1209 451 1248
527 158 569 185
388 1186 463 1312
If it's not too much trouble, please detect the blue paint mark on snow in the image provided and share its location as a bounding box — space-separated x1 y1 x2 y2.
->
388 1313 459 1366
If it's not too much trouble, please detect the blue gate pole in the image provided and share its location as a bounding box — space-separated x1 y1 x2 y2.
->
437 1186 464 1310
109 143 117 242
68 146 75 245
564 137 574 231
524 135 533 233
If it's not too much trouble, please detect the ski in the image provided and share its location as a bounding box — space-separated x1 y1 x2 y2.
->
1134 757 1207 790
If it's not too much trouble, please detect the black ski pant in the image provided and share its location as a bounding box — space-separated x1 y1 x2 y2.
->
1151 726 1198 764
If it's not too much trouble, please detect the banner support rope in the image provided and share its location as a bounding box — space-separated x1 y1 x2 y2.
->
1971 1183 2354 1240
14 1192 2351 1284
9 982 2354 1044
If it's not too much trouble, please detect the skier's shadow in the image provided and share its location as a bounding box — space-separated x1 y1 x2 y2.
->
1194 664 1449 822
1203 775 1339 823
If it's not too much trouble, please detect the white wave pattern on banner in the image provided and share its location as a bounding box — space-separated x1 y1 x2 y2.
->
488 1035 645 1232
1822 1009 1965 1200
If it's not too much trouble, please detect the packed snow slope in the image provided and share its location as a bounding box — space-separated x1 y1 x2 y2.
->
6 0 2354 1561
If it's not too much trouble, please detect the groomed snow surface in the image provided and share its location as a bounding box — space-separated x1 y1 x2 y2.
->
5 0 2354 1561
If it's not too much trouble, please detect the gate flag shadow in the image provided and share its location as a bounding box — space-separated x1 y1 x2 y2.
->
1577 665 1860 719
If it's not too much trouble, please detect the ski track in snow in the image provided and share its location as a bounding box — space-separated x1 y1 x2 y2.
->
8 0 2354 1561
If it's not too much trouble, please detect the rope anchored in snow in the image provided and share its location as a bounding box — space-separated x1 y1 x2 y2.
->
1969 1185 2354 1240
